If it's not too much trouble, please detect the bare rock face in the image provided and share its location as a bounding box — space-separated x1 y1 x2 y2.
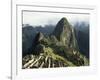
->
53 17 71 42
34 32 44 45
52 17 78 49
36 32 44 41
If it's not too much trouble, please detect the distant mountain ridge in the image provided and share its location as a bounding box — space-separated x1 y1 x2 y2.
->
74 22 89 58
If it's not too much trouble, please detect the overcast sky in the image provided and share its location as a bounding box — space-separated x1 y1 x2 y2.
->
23 11 89 27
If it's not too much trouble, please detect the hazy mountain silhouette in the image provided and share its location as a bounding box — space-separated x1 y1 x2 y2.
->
74 22 89 58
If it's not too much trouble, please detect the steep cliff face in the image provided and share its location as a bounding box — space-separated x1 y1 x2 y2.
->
52 17 78 49
53 17 71 43
33 32 44 45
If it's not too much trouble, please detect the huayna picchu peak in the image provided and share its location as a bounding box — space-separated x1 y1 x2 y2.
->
22 17 89 69
52 17 78 49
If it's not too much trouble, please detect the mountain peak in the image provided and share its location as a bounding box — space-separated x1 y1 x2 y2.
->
34 32 44 45
53 17 71 35
52 17 78 49
52 17 71 42
58 17 69 26
60 17 68 21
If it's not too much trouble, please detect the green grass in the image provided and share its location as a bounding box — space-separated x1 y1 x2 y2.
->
43 47 76 66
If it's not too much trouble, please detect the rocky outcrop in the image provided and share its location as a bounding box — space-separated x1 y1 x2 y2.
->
34 32 44 45
52 17 78 49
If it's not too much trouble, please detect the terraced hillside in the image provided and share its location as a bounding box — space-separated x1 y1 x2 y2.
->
22 47 75 69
